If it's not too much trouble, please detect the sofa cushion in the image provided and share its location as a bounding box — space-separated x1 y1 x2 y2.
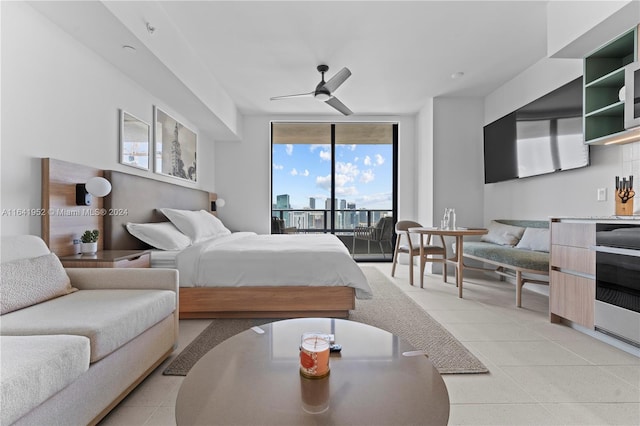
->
481 221 526 246
0 253 77 314
0 335 90 425
463 242 549 272
0 289 175 362
515 227 550 252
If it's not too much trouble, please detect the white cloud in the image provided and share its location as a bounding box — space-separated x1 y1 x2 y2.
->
301 169 310 177
316 162 360 196
348 144 356 151
285 144 293 155
335 162 359 177
375 154 385 166
273 163 284 170
363 155 372 166
310 144 330 152
360 169 375 183
319 150 331 161
290 168 298 176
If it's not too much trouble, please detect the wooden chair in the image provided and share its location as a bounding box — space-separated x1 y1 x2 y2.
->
391 220 447 286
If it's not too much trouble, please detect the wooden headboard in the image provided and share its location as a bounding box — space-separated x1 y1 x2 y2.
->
41 158 105 256
42 158 213 253
104 171 210 250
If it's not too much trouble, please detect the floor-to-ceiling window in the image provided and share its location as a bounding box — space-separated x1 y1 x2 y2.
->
271 122 398 261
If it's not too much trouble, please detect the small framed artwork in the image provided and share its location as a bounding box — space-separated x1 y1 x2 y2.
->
153 106 197 182
119 110 150 170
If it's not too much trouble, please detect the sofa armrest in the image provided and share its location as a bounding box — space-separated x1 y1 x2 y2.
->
66 268 179 293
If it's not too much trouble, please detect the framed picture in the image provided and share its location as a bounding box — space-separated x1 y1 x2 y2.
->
153 107 197 182
119 110 150 170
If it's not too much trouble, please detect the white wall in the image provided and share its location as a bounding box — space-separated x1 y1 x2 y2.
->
433 97 485 228
214 115 417 234
483 56 634 220
415 99 435 227
1 2 216 236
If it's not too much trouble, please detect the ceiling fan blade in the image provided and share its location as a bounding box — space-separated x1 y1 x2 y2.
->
322 67 351 93
325 96 353 116
270 92 314 100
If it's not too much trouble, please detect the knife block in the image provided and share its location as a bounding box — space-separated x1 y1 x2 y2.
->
615 196 634 215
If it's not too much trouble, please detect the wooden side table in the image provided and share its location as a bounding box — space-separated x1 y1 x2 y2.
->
59 250 151 269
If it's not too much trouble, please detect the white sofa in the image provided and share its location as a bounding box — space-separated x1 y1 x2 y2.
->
0 235 179 426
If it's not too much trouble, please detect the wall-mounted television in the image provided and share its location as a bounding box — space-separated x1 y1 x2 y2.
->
483 77 589 184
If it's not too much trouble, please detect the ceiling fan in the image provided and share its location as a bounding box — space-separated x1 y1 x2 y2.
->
270 65 353 115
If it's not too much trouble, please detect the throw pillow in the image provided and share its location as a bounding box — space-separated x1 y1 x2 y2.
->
160 208 231 243
1 253 77 314
126 221 192 250
515 227 550 252
481 221 526 246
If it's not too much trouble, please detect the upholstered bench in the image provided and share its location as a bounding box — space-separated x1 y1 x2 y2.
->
462 219 549 307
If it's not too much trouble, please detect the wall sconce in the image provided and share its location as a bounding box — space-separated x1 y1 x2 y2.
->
76 177 112 206
211 198 226 212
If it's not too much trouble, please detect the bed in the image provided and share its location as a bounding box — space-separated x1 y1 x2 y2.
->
103 171 371 319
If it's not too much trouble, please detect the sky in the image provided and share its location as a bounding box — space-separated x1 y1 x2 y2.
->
272 142 393 210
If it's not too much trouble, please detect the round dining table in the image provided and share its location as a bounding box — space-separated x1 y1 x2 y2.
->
408 227 488 297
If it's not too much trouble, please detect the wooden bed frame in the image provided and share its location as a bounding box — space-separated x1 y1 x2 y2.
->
104 170 355 319
39 162 355 319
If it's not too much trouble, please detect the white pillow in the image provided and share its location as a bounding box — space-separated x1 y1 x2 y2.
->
159 208 231 243
515 227 550 252
480 221 526 246
126 222 192 250
1 253 77 314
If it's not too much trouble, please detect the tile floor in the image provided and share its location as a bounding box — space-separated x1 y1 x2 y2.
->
99 264 640 425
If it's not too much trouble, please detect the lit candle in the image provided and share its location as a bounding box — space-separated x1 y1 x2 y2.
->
299 334 330 379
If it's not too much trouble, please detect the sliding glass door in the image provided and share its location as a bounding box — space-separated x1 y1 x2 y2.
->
271 122 397 261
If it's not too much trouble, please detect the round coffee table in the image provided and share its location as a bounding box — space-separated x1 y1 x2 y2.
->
175 318 449 425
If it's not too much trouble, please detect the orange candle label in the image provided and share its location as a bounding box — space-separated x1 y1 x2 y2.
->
300 336 330 378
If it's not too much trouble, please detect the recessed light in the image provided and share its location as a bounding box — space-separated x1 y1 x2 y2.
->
122 45 136 53
451 71 464 79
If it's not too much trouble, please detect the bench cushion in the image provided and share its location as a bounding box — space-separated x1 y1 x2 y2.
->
1 335 90 425
0 289 175 362
463 242 549 272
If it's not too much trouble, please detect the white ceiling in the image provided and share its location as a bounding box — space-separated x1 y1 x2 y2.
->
157 0 550 116
29 0 554 121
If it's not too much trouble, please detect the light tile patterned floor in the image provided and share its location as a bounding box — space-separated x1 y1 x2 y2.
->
99 264 640 426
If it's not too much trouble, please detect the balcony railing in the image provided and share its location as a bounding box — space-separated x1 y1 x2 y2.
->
271 209 394 259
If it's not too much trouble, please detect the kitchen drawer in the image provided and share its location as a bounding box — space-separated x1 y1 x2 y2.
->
550 245 596 276
551 222 596 248
550 270 595 328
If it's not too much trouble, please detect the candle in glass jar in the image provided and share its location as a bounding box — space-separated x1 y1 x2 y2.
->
299 334 330 379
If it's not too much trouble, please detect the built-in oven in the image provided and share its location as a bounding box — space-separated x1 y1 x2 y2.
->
595 223 640 347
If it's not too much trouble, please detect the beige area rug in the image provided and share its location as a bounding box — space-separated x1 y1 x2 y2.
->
163 266 488 376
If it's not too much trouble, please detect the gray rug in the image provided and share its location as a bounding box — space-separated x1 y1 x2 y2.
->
163 266 488 375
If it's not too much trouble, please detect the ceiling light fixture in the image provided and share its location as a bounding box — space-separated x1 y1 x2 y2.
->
451 71 465 79
146 22 155 35
122 45 136 53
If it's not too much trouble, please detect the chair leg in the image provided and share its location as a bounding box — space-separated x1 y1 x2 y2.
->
391 239 400 277
409 253 414 286
442 259 447 283
419 257 426 288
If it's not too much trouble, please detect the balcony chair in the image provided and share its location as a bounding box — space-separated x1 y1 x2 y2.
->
391 220 447 286
352 216 395 258
271 216 297 234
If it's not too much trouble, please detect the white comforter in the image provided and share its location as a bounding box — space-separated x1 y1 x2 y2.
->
176 232 373 299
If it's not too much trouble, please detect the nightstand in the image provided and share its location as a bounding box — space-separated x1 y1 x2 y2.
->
59 250 151 269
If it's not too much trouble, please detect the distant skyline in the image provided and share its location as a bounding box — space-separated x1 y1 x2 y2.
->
272 142 392 210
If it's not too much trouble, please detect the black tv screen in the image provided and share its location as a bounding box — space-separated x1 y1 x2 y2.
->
483 77 589 184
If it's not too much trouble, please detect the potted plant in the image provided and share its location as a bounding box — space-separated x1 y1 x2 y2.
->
80 229 99 254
